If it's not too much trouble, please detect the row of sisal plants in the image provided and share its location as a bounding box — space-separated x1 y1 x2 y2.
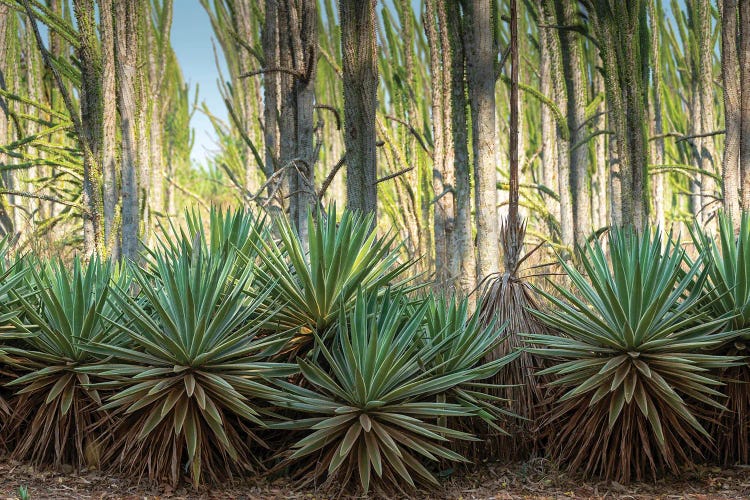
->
0 207 749 493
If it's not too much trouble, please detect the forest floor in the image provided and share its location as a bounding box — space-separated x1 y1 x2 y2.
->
1 457 749 499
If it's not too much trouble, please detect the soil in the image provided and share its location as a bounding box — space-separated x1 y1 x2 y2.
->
1 457 749 499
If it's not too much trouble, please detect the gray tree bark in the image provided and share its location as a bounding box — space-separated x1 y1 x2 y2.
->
559 0 590 245
115 0 141 260
465 0 499 281
590 0 649 231
740 0 750 208
425 0 454 287
541 0 573 250
340 0 378 216
690 0 717 230
650 0 666 230
0 4 14 237
73 0 105 256
447 1 475 294
100 0 119 258
539 15 559 232
723 0 741 224
148 0 173 235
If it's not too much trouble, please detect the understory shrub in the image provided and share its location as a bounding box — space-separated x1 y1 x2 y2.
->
2 258 125 468
270 290 516 494
0 207 748 492
692 212 750 464
528 227 741 482
87 244 297 485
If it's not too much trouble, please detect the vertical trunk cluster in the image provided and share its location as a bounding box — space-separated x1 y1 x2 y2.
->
262 0 281 210
73 0 104 255
424 0 455 287
540 0 573 249
115 0 141 260
559 1 590 246
261 0 318 239
688 0 717 229
591 54 609 230
147 1 174 236
649 0 666 229
722 0 742 223
590 0 649 231
448 1 476 295
465 0 499 282
340 0 378 216
722 0 750 223
0 4 13 236
539 14 559 234
741 0 750 208
100 0 118 257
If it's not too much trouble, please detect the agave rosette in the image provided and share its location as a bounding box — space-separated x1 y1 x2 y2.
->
272 291 496 494
527 228 740 482
251 208 415 355
87 245 297 485
691 212 750 463
2 257 125 468
422 294 519 428
0 243 28 435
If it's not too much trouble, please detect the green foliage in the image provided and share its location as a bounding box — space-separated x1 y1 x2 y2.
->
252 208 414 355
1 257 122 468
422 294 518 428
86 245 297 485
271 290 514 493
691 211 750 464
691 212 750 329
527 227 740 482
154 206 267 263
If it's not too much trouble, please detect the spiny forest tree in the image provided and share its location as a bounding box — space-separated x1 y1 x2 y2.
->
0 0 187 260
2 0 750 289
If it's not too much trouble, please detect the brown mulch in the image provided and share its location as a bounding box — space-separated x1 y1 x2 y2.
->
1 457 749 499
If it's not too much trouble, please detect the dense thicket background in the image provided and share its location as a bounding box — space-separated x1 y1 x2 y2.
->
0 0 747 286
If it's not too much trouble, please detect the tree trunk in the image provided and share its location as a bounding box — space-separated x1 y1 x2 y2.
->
340 0 378 216
425 0 453 287
539 15 559 232
508 0 519 231
740 0 750 208
447 0 475 295
559 0 590 245
115 0 141 260
100 0 119 258
465 0 499 282
148 0 173 235
592 55 608 229
73 0 105 256
690 0 717 230
136 0 150 245
723 0 741 224
590 0 649 231
262 0 282 214
650 0 666 229
291 0 317 242
541 0 573 250
0 4 13 237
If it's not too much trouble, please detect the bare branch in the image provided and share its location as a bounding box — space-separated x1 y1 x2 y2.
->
675 129 726 143
317 154 346 199
376 166 414 185
314 104 341 130
384 115 432 157
239 66 304 79
0 189 83 210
